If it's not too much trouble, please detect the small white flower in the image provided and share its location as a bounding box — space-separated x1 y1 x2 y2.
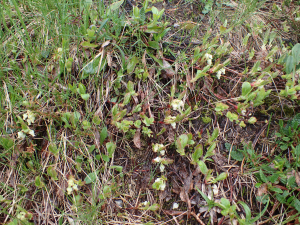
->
17 212 26 221
142 201 149 206
204 53 213 65
171 99 184 111
28 129 35 137
212 184 219 196
67 187 73 195
160 164 165 172
154 177 166 191
216 68 226 79
153 156 162 163
160 150 165 156
172 202 179 209
153 143 165 153
73 184 78 191
164 116 176 129
23 110 35 125
18 131 26 139
67 179 74 187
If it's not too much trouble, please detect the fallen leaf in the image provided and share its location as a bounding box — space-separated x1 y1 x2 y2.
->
162 60 175 78
133 129 141 149
257 183 268 196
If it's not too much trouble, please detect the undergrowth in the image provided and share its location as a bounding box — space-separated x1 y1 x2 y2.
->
1 0 300 224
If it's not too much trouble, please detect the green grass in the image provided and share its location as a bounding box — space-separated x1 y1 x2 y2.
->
1 0 300 224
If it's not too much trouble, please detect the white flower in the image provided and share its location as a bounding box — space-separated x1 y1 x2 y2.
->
153 156 162 163
142 201 149 206
67 178 74 187
164 116 176 129
154 177 166 191
212 184 218 196
67 187 73 195
204 53 213 65
17 212 26 221
160 164 165 172
28 129 35 137
18 131 26 139
23 110 35 125
153 143 165 153
73 184 78 191
171 99 184 111
216 68 226 79
172 202 179 209
160 150 165 156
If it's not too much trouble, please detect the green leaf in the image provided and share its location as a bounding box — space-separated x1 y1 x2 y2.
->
127 56 138 74
259 169 268 183
48 143 59 157
106 142 116 158
208 128 219 143
100 127 108 144
148 41 160 49
109 0 124 11
198 160 208 175
286 55 295 74
47 166 58 180
35 176 44 188
215 172 228 182
231 150 244 161
248 117 257 124
81 41 99 48
176 134 188 155
242 82 252 96
215 102 229 112
81 93 90 101
292 43 300 65
0 137 14 150
205 142 216 159
226 111 238 122
191 144 203 164
84 171 99 184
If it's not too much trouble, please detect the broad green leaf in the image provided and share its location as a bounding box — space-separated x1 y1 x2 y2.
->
77 83 86 95
292 43 300 65
81 94 90 101
106 142 116 158
127 56 138 73
286 55 295 74
47 166 58 180
109 0 124 11
35 176 44 188
215 172 228 182
242 82 251 96
215 102 229 112
248 117 257 124
148 41 160 49
84 171 99 184
48 143 59 156
198 160 208 175
100 127 108 144
81 41 99 48
0 137 14 150
191 144 203 164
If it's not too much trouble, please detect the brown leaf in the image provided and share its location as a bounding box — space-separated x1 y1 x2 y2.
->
133 129 141 149
257 183 268 196
162 60 175 78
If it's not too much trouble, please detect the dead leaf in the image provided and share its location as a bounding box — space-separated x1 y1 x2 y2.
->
293 170 300 186
257 183 268 196
133 129 141 149
162 60 175 78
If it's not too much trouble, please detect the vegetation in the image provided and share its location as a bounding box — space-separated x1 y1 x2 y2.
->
0 0 300 224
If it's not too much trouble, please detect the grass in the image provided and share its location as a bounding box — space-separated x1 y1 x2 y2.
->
1 0 300 224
